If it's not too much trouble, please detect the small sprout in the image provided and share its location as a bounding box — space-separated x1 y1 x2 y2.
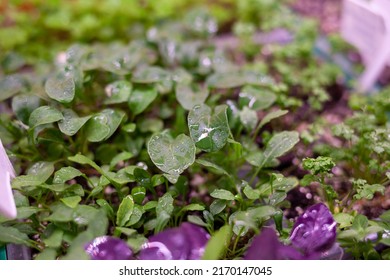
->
302 156 335 175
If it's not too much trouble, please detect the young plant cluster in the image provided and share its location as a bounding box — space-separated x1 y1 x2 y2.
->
0 6 389 260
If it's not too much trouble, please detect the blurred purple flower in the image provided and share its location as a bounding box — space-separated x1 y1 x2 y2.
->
245 203 337 260
139 222 210 260
85 236 133 260
245 228 305 260
290 203 337 253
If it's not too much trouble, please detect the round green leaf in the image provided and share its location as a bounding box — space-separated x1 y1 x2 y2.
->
175 83 209 110
85 109 125 142
0 74 24 102
12 162 55 189
29 106 63 128
85 114 110 142
238 85 276 110
45 72 75 103
206 72 246 89
188 104 230 152
11 94 41 125
104 81 132 105
132 66 170 83
58 109 91 136
53 166 83 184
147 131 196 175
60 196 82 209
128 85 158 115
239 106 258 131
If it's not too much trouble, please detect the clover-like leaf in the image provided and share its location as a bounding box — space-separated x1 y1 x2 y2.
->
12 162 55 189
11 94 41 125
104 81 132 105
84 114 110 142
188 104 230 152
147 131 196 175
85 109 125 142
132 66 170 83
29 106 63 128
53 166 84 184
258 109 288 130
239 85 277 110
45 72 75 103
58 109 91 136
250 131 299 168
0 74 24 102
239 106 258 131
206 72 246 89
210 189 235 201
175 83 209 110
128 85 158 115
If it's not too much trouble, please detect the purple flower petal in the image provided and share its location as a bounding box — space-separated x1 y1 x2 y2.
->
85 236 133 260
181 222 210 260
290 203 336 254
245 228 305 260
139 222 210 260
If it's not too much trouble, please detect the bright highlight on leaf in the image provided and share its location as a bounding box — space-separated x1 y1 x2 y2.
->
147 131 196 175
188 104 230 152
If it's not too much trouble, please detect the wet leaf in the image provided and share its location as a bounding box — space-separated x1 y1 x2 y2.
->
175 83 209 110
239 85 276 110
334 213 354 229
210 199 226 216
155 193 174 232
12 162 55 189
188 104 230 152
147 131 196 175
0 225 31 246
116 195 135 227
258 109 288 130
252 131 299 168
110 151 133 169
206 72 246 89
84 114 110 142
58 109 91 136
128 85 158 115
0 74 24 102
53 167 83 184
45 72 75 103
239 106 258 131
181 204 205 212
43 227 64 248
132 66 170 83
210 189 235 201
29 106 63 128
196 159 230 176
11 94 41 124
61 196 82 208
131 187 146 205
85 109 125 142
243 185 260 200
104 81 132 104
